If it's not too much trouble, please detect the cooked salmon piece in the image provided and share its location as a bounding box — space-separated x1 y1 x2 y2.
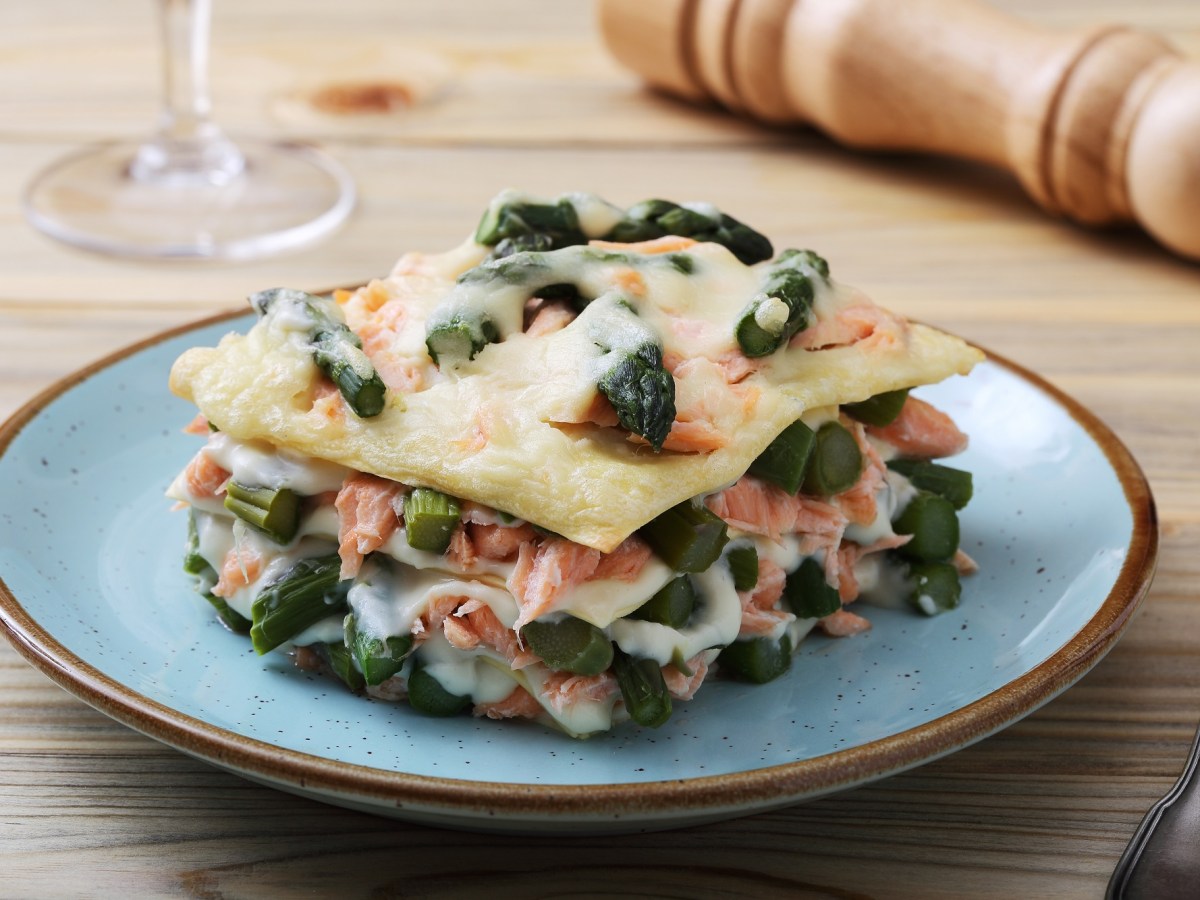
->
587 235 698 254
454 599 540 669
706 475 847 544
791 304 883 350
469 521 538 562
737 558 792 637
182 413 210 436
446 524 478 569
183 451 230 499
507 537 602 630
212 543 264 598
335 472 405 578
592 535 652 581
662 655 711 701
474 685 543 720
539 669 619 714
612 267 647 298
442 612 481 651
819 608 872 637
868 396 968 459
525 299 577 337
308 379 346 423
835 534 913 602
834 419 887 526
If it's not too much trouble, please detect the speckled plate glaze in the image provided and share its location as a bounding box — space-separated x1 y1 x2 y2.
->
0 311 1157 834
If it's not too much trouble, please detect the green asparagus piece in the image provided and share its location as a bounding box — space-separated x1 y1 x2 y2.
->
802 421 863 496
893 491 960 563
249 554 349 655
406 656 472 717
345 614 412 686
316 641 366 692
748 419 816 494
184 512 251 632
250 288 386 418
223 481 301 545
607 199 773 265
475 196 587 258
725 546 760 592
404 488 461 553
424 309 501 365
521 616 614 675
887 459 974 510
843 389 910 427
183 510 212 578
311 330 387 418
596 340 676 451
628 576 697 628
473 193 772 265
612 650 672 728
717 633 793 683
906 561 962 615
783 556 842 619
639 500 730 573
201 591 252 634
732 249 830 357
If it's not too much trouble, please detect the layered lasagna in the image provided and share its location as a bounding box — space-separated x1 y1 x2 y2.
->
168 191 983 737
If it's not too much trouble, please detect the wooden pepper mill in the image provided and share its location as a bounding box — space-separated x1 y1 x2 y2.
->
597 0 1200 261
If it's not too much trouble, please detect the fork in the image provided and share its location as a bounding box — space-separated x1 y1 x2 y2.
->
1107 722 1200 898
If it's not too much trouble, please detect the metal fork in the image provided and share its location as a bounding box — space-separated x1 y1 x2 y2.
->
1107 722 1200 898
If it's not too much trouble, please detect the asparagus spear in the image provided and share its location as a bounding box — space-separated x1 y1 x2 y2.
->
315 640 366 692
403 488 461 553
345 614 412 686
183 511 251 633
639 499 729 573
783 556 842 619
717 633 793 683
733 249 831 358
249 554 349 655
892 491 960 563
628 576 697 628
586 294 677 451
724 546 760 592
612 649 672 728
843 388 910 426
606 198 773 264
250 288 386 418
223 481 300 545
472 192 773 265
905 561 962 615
887 459 974 510
521 616 614 675
747 418 816 494
475 195 588 258
407 656 472 717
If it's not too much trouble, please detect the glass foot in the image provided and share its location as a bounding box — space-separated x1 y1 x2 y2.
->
23 139 355 261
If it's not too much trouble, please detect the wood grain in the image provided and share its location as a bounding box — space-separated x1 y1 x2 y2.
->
1 1 1199 896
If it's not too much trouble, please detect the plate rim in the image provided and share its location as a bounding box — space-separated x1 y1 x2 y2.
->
0 308 1159 822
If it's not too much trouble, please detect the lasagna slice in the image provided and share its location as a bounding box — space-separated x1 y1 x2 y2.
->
168 191 983 737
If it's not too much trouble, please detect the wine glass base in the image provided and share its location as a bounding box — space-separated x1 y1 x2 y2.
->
23 139 355 261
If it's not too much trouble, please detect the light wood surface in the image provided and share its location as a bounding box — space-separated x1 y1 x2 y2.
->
1 1 1198 896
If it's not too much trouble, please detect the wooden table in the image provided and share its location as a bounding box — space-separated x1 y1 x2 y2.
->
1 1 1198 895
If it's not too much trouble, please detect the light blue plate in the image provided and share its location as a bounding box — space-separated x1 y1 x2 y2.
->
0 312 1157 833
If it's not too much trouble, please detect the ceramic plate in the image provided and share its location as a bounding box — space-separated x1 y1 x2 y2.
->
0 312 1157 834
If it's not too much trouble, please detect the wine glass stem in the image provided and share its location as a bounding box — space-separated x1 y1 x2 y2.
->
131 0 245 185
